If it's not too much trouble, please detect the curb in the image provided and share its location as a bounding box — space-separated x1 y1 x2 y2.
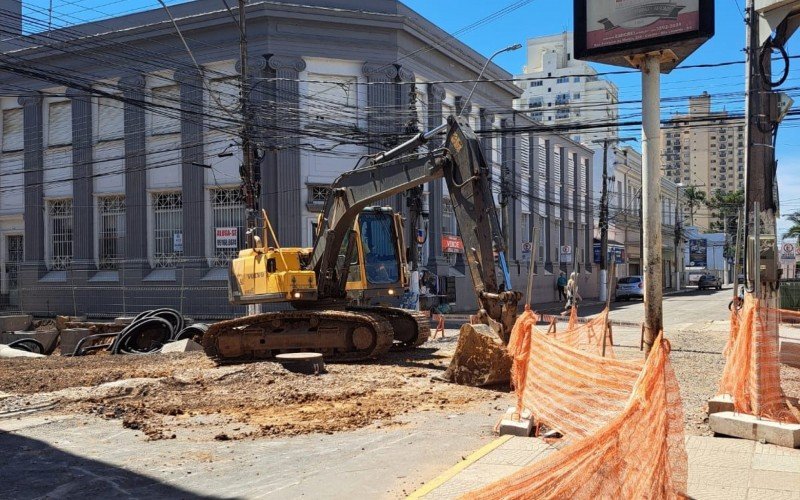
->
407 435 512 499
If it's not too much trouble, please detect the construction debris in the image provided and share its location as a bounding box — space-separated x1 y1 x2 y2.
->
0 344 45 359
160 339 204 354
442 323 512 387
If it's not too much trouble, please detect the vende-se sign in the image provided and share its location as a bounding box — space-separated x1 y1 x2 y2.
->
574 0 714 72
442 235 464 254
215 227 239 249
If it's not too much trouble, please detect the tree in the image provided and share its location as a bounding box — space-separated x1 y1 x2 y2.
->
683 186 707 227
705 189 744 259
782 212 800 245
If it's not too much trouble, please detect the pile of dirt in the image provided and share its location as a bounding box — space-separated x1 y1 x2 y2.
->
0 343 510 441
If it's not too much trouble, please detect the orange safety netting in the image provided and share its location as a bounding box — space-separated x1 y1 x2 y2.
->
466 316 687 499
719 294 799 423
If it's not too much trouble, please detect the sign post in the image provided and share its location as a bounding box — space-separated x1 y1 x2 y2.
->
575 0 714 357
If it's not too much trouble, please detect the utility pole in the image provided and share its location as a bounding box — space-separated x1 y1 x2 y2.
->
598 139 611 303
674 200 682 290
237 0 261 316
638 52 664 357
744 0 779 303
238 0 257 234
594 137 634 302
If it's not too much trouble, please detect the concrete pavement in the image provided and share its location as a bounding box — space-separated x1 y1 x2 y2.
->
410 435 800 499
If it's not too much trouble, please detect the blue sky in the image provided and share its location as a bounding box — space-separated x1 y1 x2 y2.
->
20 0 800 235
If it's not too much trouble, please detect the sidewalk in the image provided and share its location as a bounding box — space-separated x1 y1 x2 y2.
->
438 287 698 328
409 435 800 499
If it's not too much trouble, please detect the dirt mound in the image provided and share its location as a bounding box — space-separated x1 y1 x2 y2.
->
0 345 509 440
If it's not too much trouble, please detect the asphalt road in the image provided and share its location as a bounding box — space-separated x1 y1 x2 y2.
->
0 287 736 499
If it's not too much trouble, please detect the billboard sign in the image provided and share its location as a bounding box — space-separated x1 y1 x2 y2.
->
574 0 714 72
215 227 239 249
688 238 707 267
593 243 626 264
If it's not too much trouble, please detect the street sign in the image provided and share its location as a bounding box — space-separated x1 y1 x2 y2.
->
522 242 532 262
560 245 573 264
574 0 715 72
173 233 184 252
780 240 797 264
416 228 426 245
215 227 238 249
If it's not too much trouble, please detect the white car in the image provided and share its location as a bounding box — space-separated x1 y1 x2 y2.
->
616 275 644 301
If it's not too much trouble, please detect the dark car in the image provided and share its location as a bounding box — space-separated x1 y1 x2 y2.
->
616 276 644 301
698 274 722 290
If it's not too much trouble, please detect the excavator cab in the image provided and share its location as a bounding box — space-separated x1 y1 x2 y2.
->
346 207 408 306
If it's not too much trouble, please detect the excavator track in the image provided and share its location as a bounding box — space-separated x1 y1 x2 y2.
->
202 310 394 363
347 306 431 349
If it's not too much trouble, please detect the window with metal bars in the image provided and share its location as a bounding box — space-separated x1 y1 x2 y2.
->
307 185 331 212
98 195 125 269
48 199 73 270
442 197 456 236
6 235 22 291
211 187 245 267
152 192 183 268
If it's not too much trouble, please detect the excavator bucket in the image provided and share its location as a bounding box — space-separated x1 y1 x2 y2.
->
442 323 512 387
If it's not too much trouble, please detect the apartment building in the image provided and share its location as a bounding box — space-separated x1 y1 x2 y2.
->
512 32 619 198
662 92 745 230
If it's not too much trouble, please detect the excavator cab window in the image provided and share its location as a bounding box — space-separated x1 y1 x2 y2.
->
267 258 277 273
359 212 400 285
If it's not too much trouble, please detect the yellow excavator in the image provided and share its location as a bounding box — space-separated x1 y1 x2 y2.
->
203 116 521 377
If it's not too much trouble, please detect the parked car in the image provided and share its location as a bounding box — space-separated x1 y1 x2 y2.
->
698 274 722 290
616 276 644 301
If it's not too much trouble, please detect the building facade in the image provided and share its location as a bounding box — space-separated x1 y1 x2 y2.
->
662 92 746 230
0 0 596 317
610 146 684 288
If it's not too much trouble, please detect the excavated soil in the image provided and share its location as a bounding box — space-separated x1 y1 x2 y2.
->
0 338 510 440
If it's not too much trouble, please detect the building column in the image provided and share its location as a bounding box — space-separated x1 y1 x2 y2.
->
584 156 593 272
363 62 400 212
530 134 539 273
265 54 305 247
544 139 554 273
572 151 580 270
67 89 94 271
394 66 416 217
425 83 448 273
558 146 566 274
177 68 205 267
479 109 494 165
121 74 149 274
500 118 517 259
18 94 45 280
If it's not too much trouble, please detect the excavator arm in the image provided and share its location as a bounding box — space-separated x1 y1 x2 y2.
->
310 116 521 341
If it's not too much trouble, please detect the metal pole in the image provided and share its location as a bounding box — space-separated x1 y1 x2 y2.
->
238 0 261 317
599 139 609 302
641 53 663 357
674 200 681 290
723 215 730 285
733 207 744 302
526 227 541 306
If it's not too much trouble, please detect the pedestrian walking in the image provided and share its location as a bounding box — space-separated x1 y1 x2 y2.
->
564 272 581 312
556 271 567 301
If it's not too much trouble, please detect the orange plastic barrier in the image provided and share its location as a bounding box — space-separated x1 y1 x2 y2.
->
467 317 687 499
719 294 799 423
